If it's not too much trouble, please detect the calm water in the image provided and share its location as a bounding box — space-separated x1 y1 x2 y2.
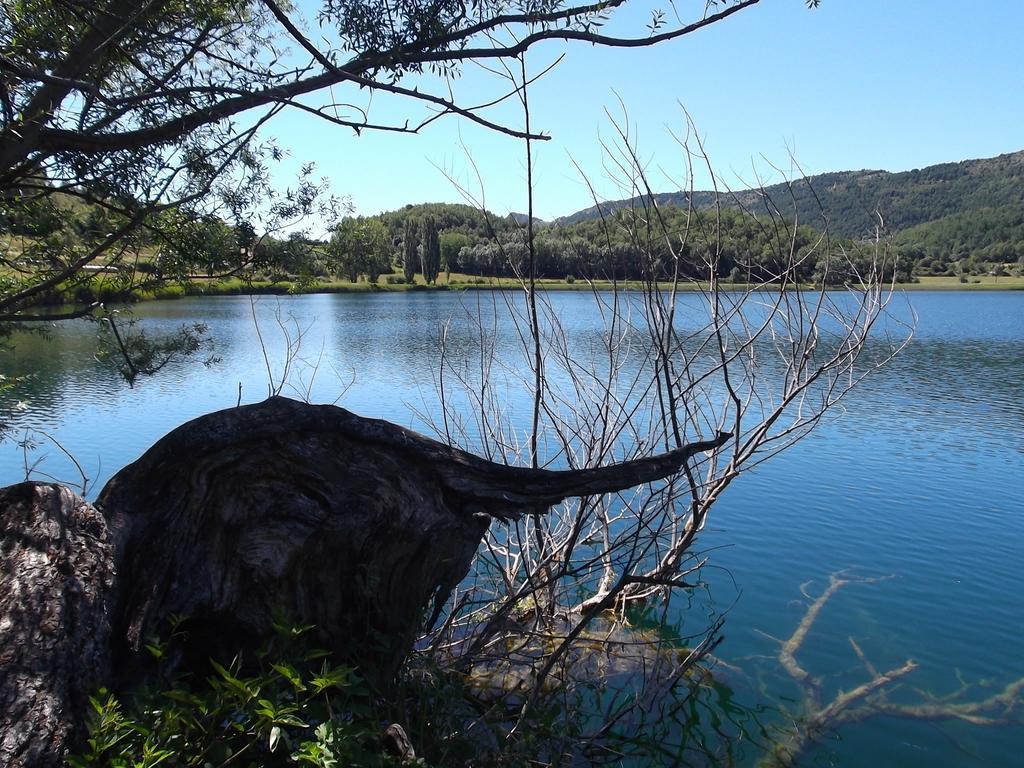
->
2 291 1022 766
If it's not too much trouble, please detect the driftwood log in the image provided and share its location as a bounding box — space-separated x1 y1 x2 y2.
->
1 396 729 766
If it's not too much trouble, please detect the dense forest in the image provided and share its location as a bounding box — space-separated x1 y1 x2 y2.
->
894 204 1024 275
560 150 1024 232
558 150 1024 278
375 151 1024 282
3 151 1022 300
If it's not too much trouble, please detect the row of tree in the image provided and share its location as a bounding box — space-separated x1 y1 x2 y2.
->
303 203 915 285
6 201 1018 297
7 176 1021 298
328 215 443 284
0 196 920 292
11 177 1022 294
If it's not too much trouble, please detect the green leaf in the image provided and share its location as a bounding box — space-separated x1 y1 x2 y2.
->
271 662 305 690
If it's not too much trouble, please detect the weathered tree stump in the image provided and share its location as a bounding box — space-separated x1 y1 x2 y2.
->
99 397 722 677
0 482 114 768
2 396 727 764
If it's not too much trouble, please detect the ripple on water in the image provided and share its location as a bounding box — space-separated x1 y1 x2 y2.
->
1 290 1023 766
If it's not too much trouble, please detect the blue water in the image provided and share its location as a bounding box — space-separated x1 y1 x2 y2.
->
1 290 1022 766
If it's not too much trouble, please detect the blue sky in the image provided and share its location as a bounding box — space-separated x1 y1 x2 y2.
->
269 1 1024 222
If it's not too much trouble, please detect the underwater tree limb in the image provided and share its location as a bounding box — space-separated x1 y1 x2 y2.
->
760 572 1024 767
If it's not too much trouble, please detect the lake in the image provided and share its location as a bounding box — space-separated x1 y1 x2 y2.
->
2 290 1022 766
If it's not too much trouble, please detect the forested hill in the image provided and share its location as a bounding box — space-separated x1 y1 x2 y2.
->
556 150 1024 239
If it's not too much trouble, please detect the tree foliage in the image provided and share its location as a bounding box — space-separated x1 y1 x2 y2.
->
419 216 440 284
438 231 471 275
1 0 783 326
401 219 418 283
328 216 389 282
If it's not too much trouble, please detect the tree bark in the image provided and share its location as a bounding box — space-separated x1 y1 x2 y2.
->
0 482 115 768
98 397 726 678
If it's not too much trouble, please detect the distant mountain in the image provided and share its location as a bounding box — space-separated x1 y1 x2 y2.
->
508 211 547 226
555 150 1024 240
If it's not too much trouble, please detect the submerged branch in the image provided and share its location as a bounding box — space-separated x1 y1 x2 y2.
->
760 572 1024 767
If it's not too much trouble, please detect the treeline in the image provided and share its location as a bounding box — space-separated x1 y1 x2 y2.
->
6 150 1024 295
895 205 1024 276
311 203 520 285
316 204 913 285
5 190 1021 293
168 203 912 285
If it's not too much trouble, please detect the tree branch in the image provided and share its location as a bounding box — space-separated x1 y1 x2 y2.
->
28 0 762 156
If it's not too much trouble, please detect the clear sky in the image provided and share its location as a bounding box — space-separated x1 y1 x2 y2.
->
268 0 1024 223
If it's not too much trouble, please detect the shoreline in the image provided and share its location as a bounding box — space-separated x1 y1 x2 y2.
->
19 273 1024 315
140 274 1024 298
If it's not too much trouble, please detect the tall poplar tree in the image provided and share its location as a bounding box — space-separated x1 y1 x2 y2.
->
420 217 441 285
402 219 419 284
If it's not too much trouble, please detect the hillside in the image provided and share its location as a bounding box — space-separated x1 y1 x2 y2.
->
556 150 1024 241
895 204 1024 273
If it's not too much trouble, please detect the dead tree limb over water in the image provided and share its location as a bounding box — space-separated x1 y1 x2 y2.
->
100 396 729 674
0 396 728 767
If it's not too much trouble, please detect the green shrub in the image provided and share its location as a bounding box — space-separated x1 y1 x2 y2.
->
68 614 737 768
68 622 407 768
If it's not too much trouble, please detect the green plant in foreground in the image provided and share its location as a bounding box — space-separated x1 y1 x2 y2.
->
66 611 761 768
68 622 412 768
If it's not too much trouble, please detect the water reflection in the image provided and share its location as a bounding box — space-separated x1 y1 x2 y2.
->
1 289 1022 766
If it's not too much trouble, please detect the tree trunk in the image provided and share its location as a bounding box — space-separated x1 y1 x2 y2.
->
98 397 726 678
0 482 115 768
2 396 729 762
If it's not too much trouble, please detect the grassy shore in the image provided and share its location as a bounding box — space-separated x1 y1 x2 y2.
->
894 274 1024 290
12 271 1024 315
177 272 1024 297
